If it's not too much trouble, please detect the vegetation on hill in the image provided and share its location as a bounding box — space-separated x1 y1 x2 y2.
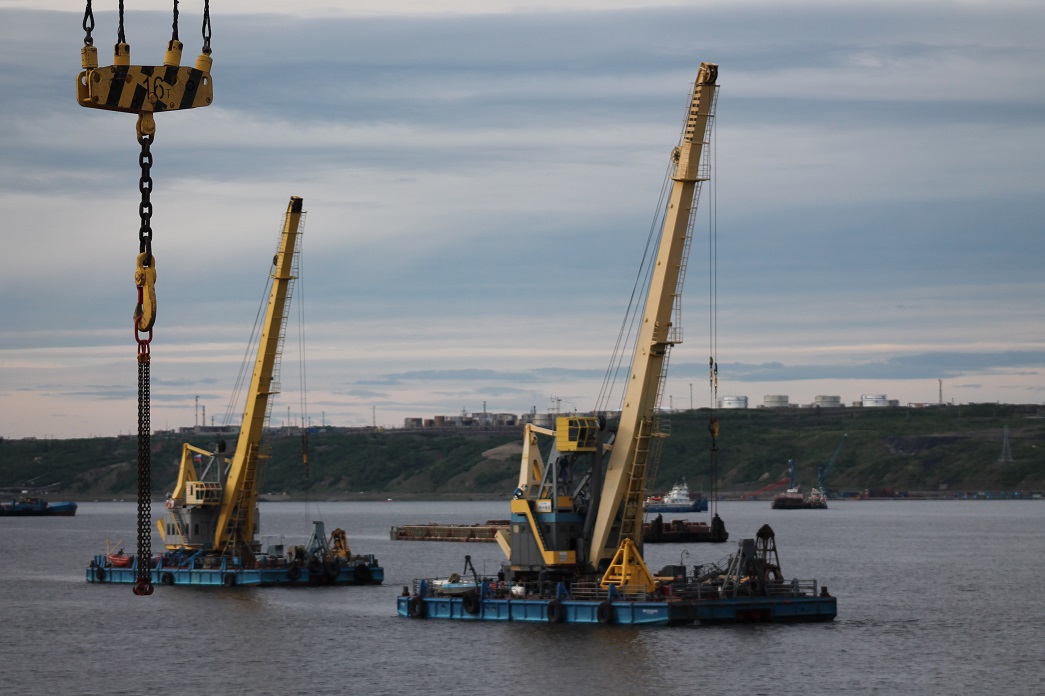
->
1 403 1042 500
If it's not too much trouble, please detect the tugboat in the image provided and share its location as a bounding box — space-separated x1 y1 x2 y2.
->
397 63 836 626
644 479 708 513
85 198 382 588
772 460 829 509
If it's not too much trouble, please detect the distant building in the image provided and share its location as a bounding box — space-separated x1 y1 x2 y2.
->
718 396 748 409
763 394 790 408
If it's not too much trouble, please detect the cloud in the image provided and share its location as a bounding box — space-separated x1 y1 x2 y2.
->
1 2 1044 437
714 351 1045 382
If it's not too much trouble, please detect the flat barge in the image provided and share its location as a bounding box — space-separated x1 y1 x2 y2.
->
399 581 834 625
643 513 728 544
391 520 509 542
391 515 728 545
398 525 836 626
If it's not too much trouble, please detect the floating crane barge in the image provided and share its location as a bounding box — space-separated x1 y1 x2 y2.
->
397 62 836 624
400 525 834 625
86 198 382 588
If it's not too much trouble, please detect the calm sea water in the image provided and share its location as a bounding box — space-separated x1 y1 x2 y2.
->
2 499 1042 695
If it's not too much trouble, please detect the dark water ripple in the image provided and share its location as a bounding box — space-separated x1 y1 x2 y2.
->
1 499 1042 695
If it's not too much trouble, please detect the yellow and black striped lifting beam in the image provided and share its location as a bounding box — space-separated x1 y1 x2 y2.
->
77 40 213 117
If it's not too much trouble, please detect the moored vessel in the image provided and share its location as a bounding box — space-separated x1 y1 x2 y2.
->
397 62 836 626
644 479 708 513
0 497 77 516
85 198 382 589
398 525 835 625
87 521 382 587
643 512 728 543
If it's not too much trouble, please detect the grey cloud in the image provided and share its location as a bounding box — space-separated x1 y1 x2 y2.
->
698 352 1045 382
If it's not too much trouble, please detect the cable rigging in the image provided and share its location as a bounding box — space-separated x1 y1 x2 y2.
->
77 0 214 596
707 104 720 518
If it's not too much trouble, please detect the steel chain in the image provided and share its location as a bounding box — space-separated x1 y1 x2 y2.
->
138 133 154 259
134 352 154 595
134 109 155 596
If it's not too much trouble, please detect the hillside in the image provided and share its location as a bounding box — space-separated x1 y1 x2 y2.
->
2 403 1043 500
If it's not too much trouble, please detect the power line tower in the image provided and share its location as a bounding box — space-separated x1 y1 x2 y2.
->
998 425 1013 463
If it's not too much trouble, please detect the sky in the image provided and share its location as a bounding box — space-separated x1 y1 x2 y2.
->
1 0 1043 439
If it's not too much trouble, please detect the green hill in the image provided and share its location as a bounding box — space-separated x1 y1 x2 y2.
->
2 403 1043 500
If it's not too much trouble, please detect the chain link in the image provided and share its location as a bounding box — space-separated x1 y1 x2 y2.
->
137 131 154 259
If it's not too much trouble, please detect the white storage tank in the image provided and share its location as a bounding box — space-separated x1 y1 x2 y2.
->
813 395 842 408
861 394 888 407
532 412 555 429
718 396 748 409
764 394 790 408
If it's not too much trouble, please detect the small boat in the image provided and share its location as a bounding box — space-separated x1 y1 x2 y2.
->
644 479 708 513
107 551 133 567
0 497 77 516
432 572 483 595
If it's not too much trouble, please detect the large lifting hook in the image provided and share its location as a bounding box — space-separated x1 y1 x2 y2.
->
76 0 214 596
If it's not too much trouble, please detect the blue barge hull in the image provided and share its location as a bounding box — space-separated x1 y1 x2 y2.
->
397 593 835 625
1 498 77 516
86 554 383 587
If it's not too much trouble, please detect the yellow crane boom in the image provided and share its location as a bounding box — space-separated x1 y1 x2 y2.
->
213 196 305 557
589 63 718 568
160 197 305 561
